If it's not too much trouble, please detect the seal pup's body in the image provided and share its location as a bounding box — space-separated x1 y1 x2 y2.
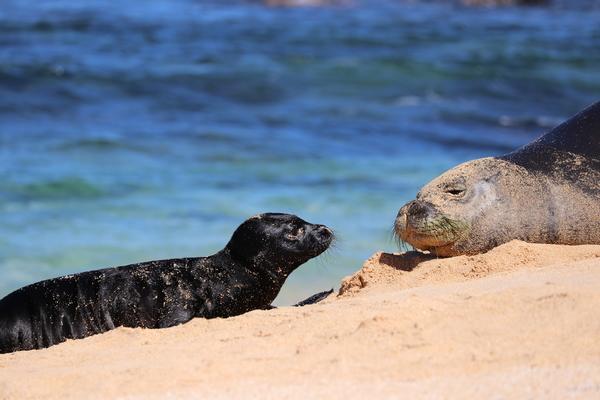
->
0 213 333 353
396 101 600 256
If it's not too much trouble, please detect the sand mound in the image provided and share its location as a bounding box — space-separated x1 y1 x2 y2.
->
1 241 600 399
339 240 600 295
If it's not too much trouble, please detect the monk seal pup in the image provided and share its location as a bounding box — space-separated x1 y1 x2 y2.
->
0 213 334 353
395 101 600 256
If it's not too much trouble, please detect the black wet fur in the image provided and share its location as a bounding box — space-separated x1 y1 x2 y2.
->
293 289 334 307
0 213 333 354
500 100 600 194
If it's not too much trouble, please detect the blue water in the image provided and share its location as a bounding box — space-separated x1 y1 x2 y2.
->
1 0 599 304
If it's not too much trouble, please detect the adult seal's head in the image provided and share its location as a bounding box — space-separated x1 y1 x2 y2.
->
226 212 334 278
395 101 600 256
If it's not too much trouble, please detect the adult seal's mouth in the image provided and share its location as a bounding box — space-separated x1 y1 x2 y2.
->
395 101 600 257
395 200 470 253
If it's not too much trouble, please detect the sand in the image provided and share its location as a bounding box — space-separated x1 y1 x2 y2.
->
1 240 600 399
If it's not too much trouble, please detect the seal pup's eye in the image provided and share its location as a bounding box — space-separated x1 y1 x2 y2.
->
285 226 305 240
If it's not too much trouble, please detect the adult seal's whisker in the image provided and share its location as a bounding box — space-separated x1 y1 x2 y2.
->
394 101 600 256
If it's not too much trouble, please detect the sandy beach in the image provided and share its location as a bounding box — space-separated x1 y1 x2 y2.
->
1 240 599 399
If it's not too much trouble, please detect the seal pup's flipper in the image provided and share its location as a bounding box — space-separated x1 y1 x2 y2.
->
0 213 335 353
264 289 333 309
293 289 334 307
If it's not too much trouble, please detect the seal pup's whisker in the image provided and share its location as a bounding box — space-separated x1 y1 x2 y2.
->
0 213 334 354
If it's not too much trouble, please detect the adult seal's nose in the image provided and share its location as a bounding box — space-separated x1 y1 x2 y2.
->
407 200 432 218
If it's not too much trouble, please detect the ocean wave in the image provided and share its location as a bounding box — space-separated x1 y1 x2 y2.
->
14 178 104 201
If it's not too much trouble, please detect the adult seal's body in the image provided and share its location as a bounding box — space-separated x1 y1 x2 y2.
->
0 213 333 353
395 101 600 256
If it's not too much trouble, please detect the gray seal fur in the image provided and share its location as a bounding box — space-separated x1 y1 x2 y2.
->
395 101 600 256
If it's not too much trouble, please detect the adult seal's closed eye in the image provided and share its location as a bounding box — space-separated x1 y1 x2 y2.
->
395 101 600 257
0 213 334 353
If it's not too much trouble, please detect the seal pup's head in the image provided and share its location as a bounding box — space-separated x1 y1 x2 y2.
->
225 213 334 277
394 157 548 256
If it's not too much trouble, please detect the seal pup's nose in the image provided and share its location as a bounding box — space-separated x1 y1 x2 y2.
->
313 225 333 239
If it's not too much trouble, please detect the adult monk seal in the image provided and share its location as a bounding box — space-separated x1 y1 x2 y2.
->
395 101 600 256
0 213 334 353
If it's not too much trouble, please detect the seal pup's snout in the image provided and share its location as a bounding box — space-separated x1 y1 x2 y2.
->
312 224 334 244
314 225 333 240
305 224 334 255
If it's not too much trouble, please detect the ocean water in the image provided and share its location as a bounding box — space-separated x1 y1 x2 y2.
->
0 0 599 305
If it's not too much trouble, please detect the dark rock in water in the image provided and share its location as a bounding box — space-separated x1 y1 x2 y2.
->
263 0 348 6
462 0 549 6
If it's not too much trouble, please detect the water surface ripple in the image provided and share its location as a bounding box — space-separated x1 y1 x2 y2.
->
1 0 599 304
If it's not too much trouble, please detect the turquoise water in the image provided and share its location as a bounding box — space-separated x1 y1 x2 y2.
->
1 0 599 304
